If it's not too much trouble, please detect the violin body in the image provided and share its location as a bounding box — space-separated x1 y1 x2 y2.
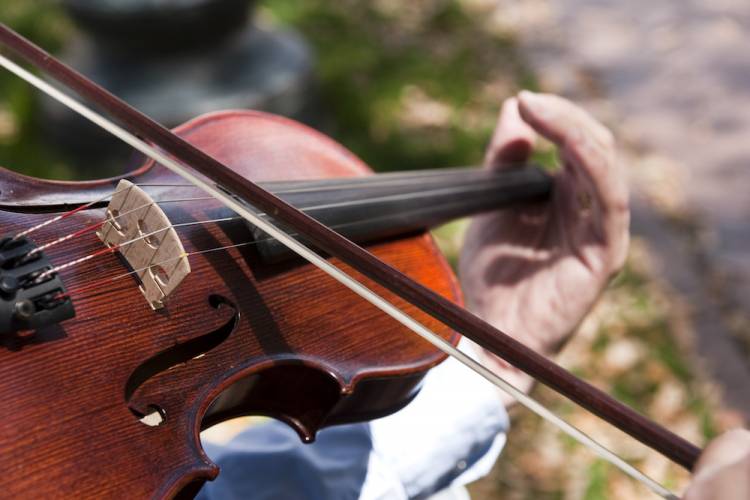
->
0 111 461 498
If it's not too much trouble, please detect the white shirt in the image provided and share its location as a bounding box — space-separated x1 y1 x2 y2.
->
198 341 508 499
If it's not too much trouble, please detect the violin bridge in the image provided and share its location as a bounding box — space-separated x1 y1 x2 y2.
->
97 180 190 310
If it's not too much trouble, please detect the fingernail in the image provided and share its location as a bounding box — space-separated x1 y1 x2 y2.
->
570 123 585 147
518 90 542 108
518 90 551 119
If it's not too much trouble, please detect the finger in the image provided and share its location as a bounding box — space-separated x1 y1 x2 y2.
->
516 91 626 211
517 91 629 268
695 429 750 476
684 429 750 500
484 97 537 169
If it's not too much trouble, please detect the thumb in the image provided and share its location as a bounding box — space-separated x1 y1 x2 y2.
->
684 429 750 500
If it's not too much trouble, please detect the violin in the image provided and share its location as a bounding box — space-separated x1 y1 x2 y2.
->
0 24 700 499
0 108 552 498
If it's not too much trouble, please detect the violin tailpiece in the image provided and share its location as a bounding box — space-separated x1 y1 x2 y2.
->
0 236 75 336
97 180 190 310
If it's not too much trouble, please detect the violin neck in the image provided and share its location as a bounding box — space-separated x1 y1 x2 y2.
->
253 166 552 261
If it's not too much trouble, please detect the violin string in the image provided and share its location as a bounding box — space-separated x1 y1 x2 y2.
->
29 220 105 257
41 190 476 282
0 53 677 498
252 181 514 215
24 196 219 257
143 172 470 191
148 171 527 210
135 167 520 195
56 240 256 301
318 171 524 192
52 192 475 299
15 166 512 245
11 182 141 241
30 198 172 255
56 196 433 300
41 245 121 279
145 180 487 216
38 216 242 281
26 176 502 259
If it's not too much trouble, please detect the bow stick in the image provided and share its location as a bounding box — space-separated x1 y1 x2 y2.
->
0 23 700 496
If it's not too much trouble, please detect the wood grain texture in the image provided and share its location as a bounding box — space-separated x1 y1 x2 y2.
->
0 111 461 498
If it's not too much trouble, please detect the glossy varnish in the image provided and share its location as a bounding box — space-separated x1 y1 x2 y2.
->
0 112 461 498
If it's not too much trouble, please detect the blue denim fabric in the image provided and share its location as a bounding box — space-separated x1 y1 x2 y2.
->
198 341 509 500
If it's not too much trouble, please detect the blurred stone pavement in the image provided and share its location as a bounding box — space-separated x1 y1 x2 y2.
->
490 0 750 419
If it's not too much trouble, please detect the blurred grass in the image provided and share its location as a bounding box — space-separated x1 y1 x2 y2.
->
264 0 536 172
0 1 730 499
0 1 73 179
0 0 536 178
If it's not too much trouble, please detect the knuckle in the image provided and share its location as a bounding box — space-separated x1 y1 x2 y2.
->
610 193 630 215
600 128 616 150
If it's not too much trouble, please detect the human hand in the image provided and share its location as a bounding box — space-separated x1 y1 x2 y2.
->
459 92 629 400
683 429 750 500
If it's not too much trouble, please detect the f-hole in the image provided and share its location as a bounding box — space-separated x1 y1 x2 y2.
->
200 363 343 443
126 294 239 423
131 404 167 427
